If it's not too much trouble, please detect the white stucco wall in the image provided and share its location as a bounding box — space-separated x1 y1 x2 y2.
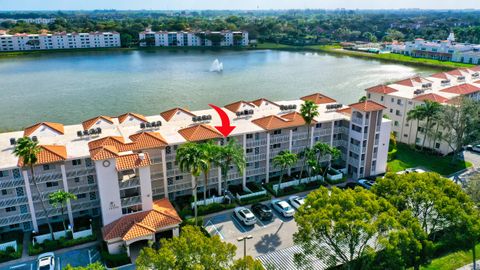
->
139 166 153 211
94 158 122 225
376 119 391 175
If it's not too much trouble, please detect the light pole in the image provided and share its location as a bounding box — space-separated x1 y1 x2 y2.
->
237 235 253 258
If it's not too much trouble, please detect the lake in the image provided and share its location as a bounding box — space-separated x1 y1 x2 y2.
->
0 49 439 131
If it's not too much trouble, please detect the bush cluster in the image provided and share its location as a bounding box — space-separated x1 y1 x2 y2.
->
197 202 236 216
28 234 96 255
100 249 131 268
0 244 22 263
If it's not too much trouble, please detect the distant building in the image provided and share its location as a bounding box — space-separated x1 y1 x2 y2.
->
0 31 121 52
387 33 480 64
139 29 249 47
0 18 56 24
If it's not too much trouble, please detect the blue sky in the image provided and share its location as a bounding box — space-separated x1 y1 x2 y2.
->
0 0 478 11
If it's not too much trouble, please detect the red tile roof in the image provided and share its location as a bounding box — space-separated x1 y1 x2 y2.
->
89 145 120 161
129 132 168 150
300 93 336 104
115 153 151 171
88 136 126 151
336 107 352 115
178 124 223 142
250 98 279 107
18 145 67 167
413 93 450 103
349 100 386 112
117 112 147 124
440 83 480 95
82 116 114 130
160 108 195 122
395 78 415 87
447 69 463 77
252 112 316 131
224 101 255 113
366 85 398 94
430 72 448 80
102 199 182 241
24 122 64 137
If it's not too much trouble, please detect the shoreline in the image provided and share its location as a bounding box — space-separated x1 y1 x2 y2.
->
0 43 474 70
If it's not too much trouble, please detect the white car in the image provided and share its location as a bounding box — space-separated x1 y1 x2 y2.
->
234 207 257 226
397 168 426 175
271 199 295 217
357 179 375 189
37 252 55 270
473 145 480 153
288 196 305 209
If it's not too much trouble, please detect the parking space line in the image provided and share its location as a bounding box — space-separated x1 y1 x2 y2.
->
231 214 247 233
256 218 266 228
10 264 26 269
204 219 225 240
57 257 61 270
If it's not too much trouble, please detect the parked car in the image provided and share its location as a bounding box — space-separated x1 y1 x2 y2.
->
251 203 273 221
234 207 257 226
473 145 480 153
396 168 426 175
357 179 375 190
271 199 295 217
37 252 55 270
288 196 305 209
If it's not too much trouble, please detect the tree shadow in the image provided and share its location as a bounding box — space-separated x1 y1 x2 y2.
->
254 233 282 254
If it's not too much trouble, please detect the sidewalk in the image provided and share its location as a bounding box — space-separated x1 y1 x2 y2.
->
458 260 480 270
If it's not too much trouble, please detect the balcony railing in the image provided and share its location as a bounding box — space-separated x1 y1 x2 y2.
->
119 178 140 189
121 196 142 207
0 196 28 208
246 167 266 177
351 117 363 125
270 135 290 144
246 153 267 163
66 168 96 179
334 126 349 134
71 200 100 212
35 172 63 183
314 129 332 136
0 178 25 189
68 185 97 195
246 139 267 148
292 132 308 141
0 213 31 226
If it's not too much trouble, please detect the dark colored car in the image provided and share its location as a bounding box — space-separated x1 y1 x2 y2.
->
343 182 359 189
251 203 273 221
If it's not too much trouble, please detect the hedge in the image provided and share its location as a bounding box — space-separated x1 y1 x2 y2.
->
28 234 97 255
388 148 397 161
0 243 22 263
237 193 271 206
197 202 236 216
264 180 325 197
101 249 131 268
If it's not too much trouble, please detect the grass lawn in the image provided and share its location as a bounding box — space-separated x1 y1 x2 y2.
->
387 143 472 176
419 244 480 270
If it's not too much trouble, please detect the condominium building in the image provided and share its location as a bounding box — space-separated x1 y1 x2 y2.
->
139 29 249 47
0 18 56 24
366 66 480 154
0 31 121 52
387 33 480 64
0 94 390 254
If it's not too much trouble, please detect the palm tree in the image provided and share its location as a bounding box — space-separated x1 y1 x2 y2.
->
419 100 442 150
198 141 220 202
215 139 246 199
273 151 298 196
313 142 330 167
323 147 341 179
176 142 207 225
302 148 317 181
49 190 77 232
13 137 54 239
299 100 319 178
407 105 426 148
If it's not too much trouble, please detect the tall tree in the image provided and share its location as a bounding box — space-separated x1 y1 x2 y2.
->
294 187 399 270
419 101 442 150
48 190 77 232
272 150 298 196
198 141 220 201
176 142 207 225
136 225 237 270
407 104 426 148
215 139 246 199
13 137 54 239
299 100 319 179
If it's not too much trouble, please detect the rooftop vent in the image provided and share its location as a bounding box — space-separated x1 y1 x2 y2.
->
280 104 297 111
458 76 466 81
326 104 343 110
422 83 432 89
32 136 38 142
472 73 479 78
413 89 424 95
441 79 451 85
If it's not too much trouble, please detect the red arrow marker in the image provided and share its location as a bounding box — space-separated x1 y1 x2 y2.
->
209 104 236 137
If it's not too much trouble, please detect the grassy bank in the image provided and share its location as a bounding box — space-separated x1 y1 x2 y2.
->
419 244 480 270
255 42 474 69
387 143 472 176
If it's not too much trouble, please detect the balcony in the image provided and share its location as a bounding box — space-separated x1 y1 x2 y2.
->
334 126 349 134
246 153 267 162
246 139 267 148
0 178 25 189
314 129 332 136
292 132 308 141
121 196 142 207
71 200 100 212
0 196 28 208
350 144 361 153
35 172 63 183
270 135 290 144
66 168 96 179
119 178 140 189
351 117 363 125
0 213 32 226
246 167 266 177
68 185 97 195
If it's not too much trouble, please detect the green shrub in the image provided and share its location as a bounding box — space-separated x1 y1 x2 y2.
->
325 176 347 185
388 148 398 161
28 233 96 255
197 203 235 216
237 194 271 205
246 182 263 192
0 243 22 263
101 250 131 268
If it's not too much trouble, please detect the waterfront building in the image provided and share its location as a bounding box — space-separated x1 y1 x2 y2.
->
139 29 249 47
0 31 121 52
366 66 480 154
0 94 390 253
387 33 480 64
0 18 56 24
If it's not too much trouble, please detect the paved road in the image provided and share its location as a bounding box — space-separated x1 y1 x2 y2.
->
464 150 480 168
0 246 100 270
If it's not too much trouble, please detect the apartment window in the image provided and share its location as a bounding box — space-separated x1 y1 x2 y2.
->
351 125 362 133
271 143 281 149
315 123 322 128
46 181 59 188
1 190 7 195
72 159 82 166
9 224 19 229
273 130 282 135
417 127 425 133
255 147 260 154
397 99 403 105
435 143 441 149
372 161 377 168
0 170 8 178
87 175 95 184
391 98 394 103
175 175 183 180
85 158 92 167
404 134 408 138
167 177 174 185
77 193 86 199
43 164 51 171
246 148 253 154
246 134 253 139
389 109 393 113
166 146 171 154
5 207 16 212
292 127 298 132
380 96 384 102
89 192 96 200
166 162 173 170
395 110 401 116
255 133 260 140
394 121 399 127
12 169 20 179
408 101 413 105
367 93 371 99
74 177 80 183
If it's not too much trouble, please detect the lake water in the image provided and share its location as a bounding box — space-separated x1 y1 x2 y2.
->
0 49 438 131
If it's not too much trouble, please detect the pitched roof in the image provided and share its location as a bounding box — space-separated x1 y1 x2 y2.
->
24 122 64 137
395 78 417 87
89 145 119 161
88 136 126 151
18 145 67 167
413 93 450 103
336 107 352 115
447 69 463 77
102 199 182 241
224 101 255 113
366 85 398 94
250 98 279 107
300 93 336 104
178 124 223 142
252 112 316 131
115 153 151 171
430 72 448 80
129 132 168 150
82 116 114 130
160 108 195 122
349 100 386 112
117 112 147 124
440 83 480 95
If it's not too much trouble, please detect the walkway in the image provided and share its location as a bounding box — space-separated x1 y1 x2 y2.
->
457 260 480 270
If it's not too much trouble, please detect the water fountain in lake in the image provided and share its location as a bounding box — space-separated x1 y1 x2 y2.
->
209 59 224 72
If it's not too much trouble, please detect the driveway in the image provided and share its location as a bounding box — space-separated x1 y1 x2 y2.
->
464 150 480 168
0 246 100 270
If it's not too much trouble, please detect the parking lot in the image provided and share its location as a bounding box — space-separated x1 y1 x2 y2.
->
204 200 299 258
0 245 100 270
